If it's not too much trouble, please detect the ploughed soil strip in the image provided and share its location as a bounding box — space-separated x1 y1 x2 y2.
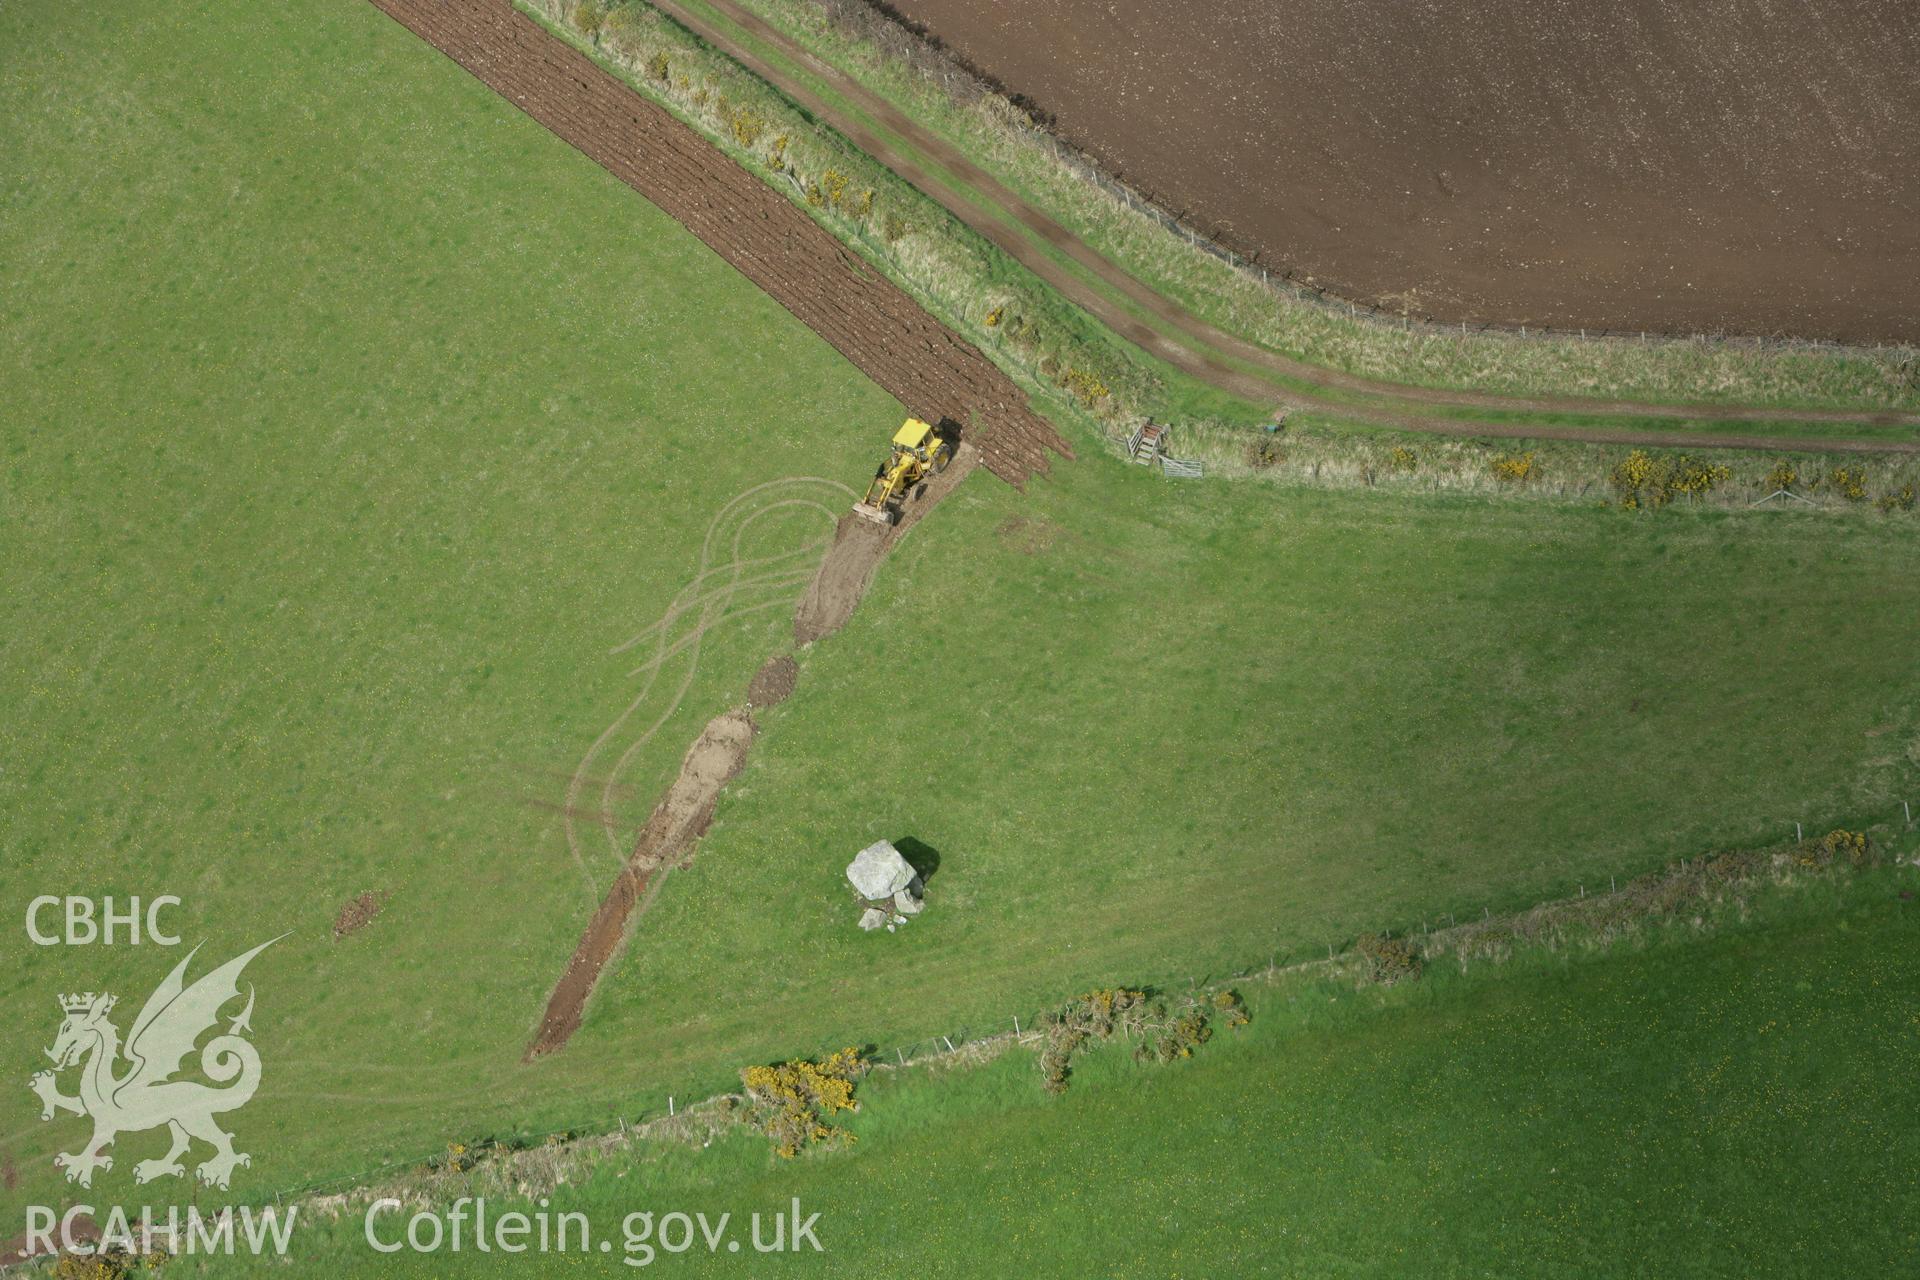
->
527 447 975 1057
365 0 1070 486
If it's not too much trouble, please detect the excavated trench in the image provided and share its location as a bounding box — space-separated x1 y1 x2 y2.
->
528 710 756 1056
527 448 978 1057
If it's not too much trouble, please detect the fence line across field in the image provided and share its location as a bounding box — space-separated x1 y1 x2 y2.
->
242 798 1916 1211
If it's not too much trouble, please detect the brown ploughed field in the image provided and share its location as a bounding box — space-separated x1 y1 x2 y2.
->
887 0 1920 343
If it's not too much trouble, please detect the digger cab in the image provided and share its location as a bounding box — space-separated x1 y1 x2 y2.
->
892 417 937 460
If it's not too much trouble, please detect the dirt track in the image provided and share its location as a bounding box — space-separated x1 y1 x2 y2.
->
887 0 1920 345
529 708 757 1057
365 0 1069 486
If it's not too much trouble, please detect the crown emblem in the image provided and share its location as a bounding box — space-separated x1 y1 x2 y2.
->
59 992 114 1016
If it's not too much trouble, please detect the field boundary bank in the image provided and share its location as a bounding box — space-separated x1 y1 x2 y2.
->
1150 426 1920 513
364 0 1070 487
636 0 1920 444
500 0 1920 459
179 808 1918 1219
794 1 1919 355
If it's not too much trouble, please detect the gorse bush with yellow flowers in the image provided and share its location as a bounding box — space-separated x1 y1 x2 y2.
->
1609 449 1732 508
1801 828 1871 869
1490 451 1537 484
740 1048 866 1157
1828 467 1869 500
53 1251 163 1280
1057 364 1111 409
1245 434 1286 469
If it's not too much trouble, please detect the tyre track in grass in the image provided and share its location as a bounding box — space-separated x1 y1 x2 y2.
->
527 455 973 1059
365 0 1073 483
591 500 837 861
562 477 845 886
358 0 1025 1056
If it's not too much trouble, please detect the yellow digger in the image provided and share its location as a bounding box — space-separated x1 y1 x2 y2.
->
851 418 952 525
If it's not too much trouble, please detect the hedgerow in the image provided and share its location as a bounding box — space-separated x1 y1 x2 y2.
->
1037 987 1249 1094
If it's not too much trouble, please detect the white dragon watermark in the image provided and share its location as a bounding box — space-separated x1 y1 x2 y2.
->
28 938 281 1190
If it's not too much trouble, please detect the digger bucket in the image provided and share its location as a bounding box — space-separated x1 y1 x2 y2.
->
850 501 895 526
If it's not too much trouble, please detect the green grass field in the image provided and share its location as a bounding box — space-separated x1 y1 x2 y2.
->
181 865 1920 1277
0 0 897 1206
3 0 1918 1247
563 453 1920 1101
